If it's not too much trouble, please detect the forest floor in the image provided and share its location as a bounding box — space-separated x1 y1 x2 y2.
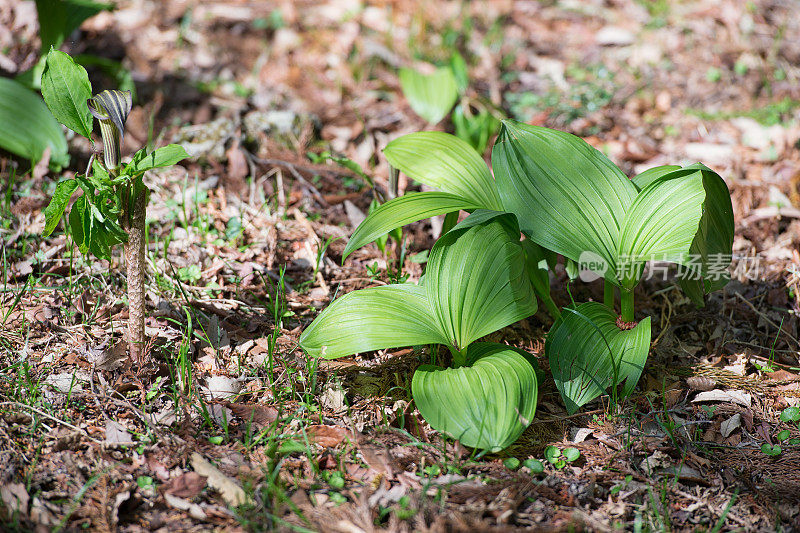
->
2 0 800 531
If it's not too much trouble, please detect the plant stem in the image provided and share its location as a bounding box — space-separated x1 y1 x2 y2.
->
442 211 459 235
620 288 635 323
449 345 468 367
125 184 148 363
541 293 562 320
604 280 615 310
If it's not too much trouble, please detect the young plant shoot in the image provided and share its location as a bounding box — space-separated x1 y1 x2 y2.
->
318 119 734 429
40 50 187 362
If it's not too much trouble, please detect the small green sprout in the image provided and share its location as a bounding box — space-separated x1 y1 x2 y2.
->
780 406 800 423
503 457 521 470
761 443 782 456
523 459 544 474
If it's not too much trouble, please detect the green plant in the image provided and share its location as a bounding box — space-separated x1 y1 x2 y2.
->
39 50 187 362
780 406 800 423
523 458 544 473
761 443 781 456
300 212 538 451
399 53 501 154
334 120 733 419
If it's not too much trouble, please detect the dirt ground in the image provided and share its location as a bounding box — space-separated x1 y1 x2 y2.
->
2 0 800 531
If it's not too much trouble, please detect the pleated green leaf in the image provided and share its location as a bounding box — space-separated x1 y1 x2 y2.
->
0 77 69 170
302 213 536 359
425 213 537 350
41 50 93 139
674 165 735 305
631 165 681 192
546 302 651 414
412 343 538 451
384 132 501 209
298 284 446 359
399 67 459 124
492 120 636 279
343 192 483 260
617 168 706 289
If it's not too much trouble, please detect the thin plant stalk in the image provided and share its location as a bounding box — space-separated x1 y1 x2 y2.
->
124 184 148 362
620 289 635 323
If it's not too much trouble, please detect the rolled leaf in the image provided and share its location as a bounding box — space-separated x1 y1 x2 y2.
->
492 120 636 279
399 67 459 124
384 132 501 209
412 343 538 451
87 90 132 169
674 165 734 305
298 284 446 359
41 50 94 139
546 302 651 414
343 191 483 260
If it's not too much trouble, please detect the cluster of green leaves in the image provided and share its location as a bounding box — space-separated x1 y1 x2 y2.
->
400 53 500 154
301 119 735 450
40 50 187 259
301 212 538 451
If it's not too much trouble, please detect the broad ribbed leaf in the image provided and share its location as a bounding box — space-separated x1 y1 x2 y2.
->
617 168 706 289
425 213 537 350
399 67 459 124
43 179 78 236
298 284 445 359
343 192 483 259
546 302 651 414
126 145 189 174
41 50 93 139
675 165 734 305
384 132 501 209
0 77 69 170
412 343 538 451
492 120 636 278
631 165 681 191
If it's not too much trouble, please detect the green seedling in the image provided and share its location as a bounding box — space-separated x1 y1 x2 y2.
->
39 50 187 362
523 458 544 473
337 121 733 414
761 443 781 456
776 430 791 442
780 406 800 423
503 457 521 470
300 213 538 451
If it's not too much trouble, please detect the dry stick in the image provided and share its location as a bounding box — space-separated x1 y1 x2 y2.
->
248 154 329 207
0 402 103 444
125 187 148 363
733 292 800 349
